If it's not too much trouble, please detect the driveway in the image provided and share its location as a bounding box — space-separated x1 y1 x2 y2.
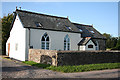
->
1 56 120 79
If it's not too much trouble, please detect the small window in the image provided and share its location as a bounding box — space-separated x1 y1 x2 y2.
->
15 43 18 51
88 45 93 48
65 26 72 31
90 31 94 34
79 29 83 32
35 22 42 27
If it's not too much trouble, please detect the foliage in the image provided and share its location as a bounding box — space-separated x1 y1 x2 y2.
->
112 37 120 50
23 61 51 68
103 33 111 39
23 61 120 73
0 18 2 54
103 33 119 50
1 13 14 54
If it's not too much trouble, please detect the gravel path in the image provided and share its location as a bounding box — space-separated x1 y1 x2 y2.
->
1 56 120 79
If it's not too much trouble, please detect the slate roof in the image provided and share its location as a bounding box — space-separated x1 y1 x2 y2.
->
78 37 97 46
15 9 80 33
73 23 106 39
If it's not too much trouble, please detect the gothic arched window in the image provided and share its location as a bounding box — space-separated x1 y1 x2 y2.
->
41 33 49 50
64 34 70 50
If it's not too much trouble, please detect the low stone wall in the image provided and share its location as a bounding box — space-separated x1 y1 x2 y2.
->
29 49 57 66
57 50 120 66
29 49 120 66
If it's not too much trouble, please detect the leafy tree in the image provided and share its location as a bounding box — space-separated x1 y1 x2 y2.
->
103 33 119 49
1 13 13 54
110 37 118 48
103 33 111 39
0 18 2 54
114 37 120 50
103 33 112 48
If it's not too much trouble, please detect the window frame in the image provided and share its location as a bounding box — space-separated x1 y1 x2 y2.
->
79 29 83 32
88 44 93 48
90 31 95 34
65 26 72 31
35 22 42 27
64 35 70 50
41 33 49 50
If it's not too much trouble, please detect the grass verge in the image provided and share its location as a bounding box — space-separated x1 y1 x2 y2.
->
23 61 120 73
23 61 51 68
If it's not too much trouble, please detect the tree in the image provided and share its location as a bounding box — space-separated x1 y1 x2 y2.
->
103 33 118 49
110 37 118 48
103 33 111 39
103 33 112 48
115 37 120 50
0 18 2 54
1 13 13 54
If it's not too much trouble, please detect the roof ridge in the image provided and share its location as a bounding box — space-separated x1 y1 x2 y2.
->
16 9 67 19
72 22 92 27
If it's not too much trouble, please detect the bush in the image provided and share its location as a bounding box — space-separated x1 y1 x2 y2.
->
111 45 120 50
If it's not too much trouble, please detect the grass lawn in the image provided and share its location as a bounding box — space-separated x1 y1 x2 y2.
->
23 61 120 73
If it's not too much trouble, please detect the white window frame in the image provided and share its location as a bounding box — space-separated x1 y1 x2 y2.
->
41 33 49 50
64 35 70 50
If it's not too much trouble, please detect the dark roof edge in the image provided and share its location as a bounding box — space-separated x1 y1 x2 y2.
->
16 9 67 19
90 37 107 40
24 27 81 33
10 12 17 31
72 22 93 27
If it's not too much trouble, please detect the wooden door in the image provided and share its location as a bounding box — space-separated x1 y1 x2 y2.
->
8 43 10 56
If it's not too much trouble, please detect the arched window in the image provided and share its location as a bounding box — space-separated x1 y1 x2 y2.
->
64 34 70 50
41 33 49 50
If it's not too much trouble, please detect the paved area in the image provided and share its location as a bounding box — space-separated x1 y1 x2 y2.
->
1 55 120 79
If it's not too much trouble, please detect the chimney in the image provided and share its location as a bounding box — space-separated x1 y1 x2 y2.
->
19 7 21 10
67 16 69 19
16 6 17 10
92 24 93 27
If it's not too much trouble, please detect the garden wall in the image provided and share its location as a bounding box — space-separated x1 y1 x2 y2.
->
29 49 57 66
57 50 120 66
29 49 120 66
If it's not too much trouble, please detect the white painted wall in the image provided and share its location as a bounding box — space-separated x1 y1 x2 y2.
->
6 15 26 61
26 29 81 51
80 46 85 51
85 40 96 50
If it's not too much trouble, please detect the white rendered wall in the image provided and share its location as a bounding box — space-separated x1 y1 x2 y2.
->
6 15 26 61
80 46 85 51
26 29 81 51
85 40 96 50
6 37 10 56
